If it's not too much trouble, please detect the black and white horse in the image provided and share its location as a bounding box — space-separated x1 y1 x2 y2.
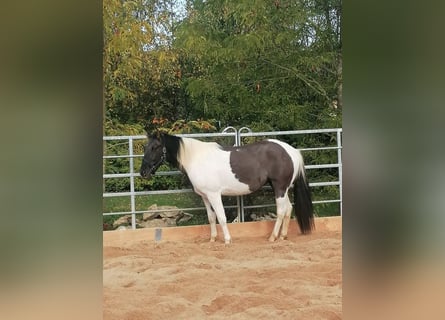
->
140 132 314 244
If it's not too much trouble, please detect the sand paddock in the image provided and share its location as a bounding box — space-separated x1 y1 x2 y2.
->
103 217 342 319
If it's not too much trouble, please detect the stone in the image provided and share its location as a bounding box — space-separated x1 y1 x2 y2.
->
177 212 193 223
249 212 277 221
143 204 182 220
138 219 171 228
137 205 194 228
143 211 160 221
159 206 182 218
143 204 160 220
112 215 132 228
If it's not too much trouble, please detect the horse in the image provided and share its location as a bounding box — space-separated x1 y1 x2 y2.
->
140 132 314 244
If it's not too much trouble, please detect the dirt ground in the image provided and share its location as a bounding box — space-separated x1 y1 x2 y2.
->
103 221 342 320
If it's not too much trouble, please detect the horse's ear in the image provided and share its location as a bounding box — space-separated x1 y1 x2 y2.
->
144 124 151 137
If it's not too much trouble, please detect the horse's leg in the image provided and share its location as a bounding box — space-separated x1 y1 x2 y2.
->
202 196 217 242
279 194 292 240
269 195 288 242
207 193 231 244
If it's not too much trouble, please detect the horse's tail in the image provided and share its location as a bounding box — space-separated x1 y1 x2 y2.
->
293 159 315 234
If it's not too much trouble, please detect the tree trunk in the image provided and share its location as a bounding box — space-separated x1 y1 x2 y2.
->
337 53 342 109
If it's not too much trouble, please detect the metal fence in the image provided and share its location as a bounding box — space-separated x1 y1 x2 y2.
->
103 127 342 229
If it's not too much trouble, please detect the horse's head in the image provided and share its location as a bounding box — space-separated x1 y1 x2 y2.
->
140 134 166 179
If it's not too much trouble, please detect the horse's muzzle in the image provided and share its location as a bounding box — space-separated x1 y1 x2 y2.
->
140 170 152 179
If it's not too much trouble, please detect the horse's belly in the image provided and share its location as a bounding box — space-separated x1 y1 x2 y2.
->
188 167 251 196
185 150 254 196
220 181 251 196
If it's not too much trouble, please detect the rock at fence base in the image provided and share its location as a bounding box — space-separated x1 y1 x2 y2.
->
159 206 182 218
177 212 193 223
113 215 132 228
250 212 277 221
116 225 128 231
143 204 160 220
143 212 160 220
139 205 192 228
143 204 183 220
139 219 171 228
139 217 179 228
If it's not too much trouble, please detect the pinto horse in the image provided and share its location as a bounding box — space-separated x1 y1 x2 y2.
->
140 133 314 244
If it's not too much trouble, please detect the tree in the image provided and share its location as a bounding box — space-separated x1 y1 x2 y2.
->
103 0 185 124
174 0 342 129
103 0 341 130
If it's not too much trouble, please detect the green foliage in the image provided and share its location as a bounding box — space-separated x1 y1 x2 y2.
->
174 0 342 129
104 120 146 136
146 117 218 135
103 0 185 123
104 0 342 129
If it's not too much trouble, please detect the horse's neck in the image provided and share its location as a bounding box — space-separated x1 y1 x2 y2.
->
178 138 218 171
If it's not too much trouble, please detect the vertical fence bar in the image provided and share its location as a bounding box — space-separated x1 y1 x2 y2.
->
129 137 136 229
222 127 240 222
337 129 343 216
237 127 252 222
236 129 242 222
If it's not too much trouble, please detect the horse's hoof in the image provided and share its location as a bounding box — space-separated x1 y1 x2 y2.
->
279 235 288 240
268 235 277 242
224 239 232 246
210 237 216 242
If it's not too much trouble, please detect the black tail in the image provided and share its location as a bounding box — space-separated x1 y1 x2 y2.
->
294 170 315 234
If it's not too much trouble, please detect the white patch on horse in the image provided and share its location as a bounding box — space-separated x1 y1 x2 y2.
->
178 138 251 196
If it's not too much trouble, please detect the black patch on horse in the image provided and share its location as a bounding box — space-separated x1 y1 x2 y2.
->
160 133 182 169
223 141 294 198
140 133 183 178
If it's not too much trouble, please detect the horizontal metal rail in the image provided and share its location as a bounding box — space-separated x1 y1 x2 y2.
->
238 128 341 137
103 147 341 159
103 180 340 199
104 131 237 141
103 205 240 217
242 199 341 210
103 163 340 179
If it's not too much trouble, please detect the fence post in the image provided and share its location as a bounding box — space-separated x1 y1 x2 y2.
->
129 137 136 229
222 126 237 136
237 127 252 222
337 129 343 216
222 126 241 222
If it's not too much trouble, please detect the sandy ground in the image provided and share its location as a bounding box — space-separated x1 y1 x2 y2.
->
103 219 341 320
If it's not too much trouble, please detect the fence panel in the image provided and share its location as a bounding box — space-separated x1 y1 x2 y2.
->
103 128 342 229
